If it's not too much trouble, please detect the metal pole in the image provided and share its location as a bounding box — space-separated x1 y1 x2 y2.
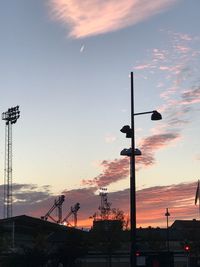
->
130 71 136 267
167 217 169 250
187 253 190 267
165 208 170 266
12 221 15 249
4 123 7 218
4 121 13 218
167 212 170 267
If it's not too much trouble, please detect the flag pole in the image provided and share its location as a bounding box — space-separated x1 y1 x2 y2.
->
198 180 200 218
195 180 200 218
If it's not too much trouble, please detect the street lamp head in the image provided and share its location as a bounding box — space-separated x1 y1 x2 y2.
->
120 148 131 156
165 211 170 217
135 148 142 156
120 148 142 157
165 207 170 217
120 125 131 133
151 110 162 121
120 125 132 138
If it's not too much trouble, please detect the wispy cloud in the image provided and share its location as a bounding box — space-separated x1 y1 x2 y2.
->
80 32 200 188
140 133 180 152
134 31 200 94
137 181 198 226
181 86 200 105
48 0 179 38
82 158 129 187
104 133 117 143
82 131 180 187
137 132 180 169
0 184 53 218
134 31 200 162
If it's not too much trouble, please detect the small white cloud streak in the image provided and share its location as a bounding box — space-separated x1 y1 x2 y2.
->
80 44 85 53
49 0 179 38
105 133 116 143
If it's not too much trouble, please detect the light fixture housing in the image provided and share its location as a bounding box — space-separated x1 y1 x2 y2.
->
120 125 132 138
120 148 142 157
151 110 162 121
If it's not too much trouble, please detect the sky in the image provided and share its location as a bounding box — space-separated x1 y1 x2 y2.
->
0 0 200 229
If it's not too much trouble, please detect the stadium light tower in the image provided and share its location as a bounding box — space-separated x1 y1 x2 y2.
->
2 106 20 218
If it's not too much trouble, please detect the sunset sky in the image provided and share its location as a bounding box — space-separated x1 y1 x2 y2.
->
0 0 200 228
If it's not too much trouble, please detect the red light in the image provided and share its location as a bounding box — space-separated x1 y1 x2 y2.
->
136 251 140 257
184 245 190 252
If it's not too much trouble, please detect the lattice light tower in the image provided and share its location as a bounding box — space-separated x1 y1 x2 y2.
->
2 106 20 218
99 187 111 220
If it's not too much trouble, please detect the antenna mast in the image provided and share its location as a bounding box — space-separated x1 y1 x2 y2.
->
2 106 20 218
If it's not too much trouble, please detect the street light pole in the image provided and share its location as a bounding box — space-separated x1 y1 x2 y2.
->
120 72 162 267
130 72 137 267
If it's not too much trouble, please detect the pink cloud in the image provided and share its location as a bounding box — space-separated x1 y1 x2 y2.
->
134 31 199 91
82 158 129 187
160 86 177 99
136 181 198 227
180 86 200 105
49 0 179 38
175 45 190 53
178 33 192 41
136 132 180 169
172 31 194 43
140 133 180 151
134 64 152 70
134 31 200 152
153 49 167 60
81 131 180 188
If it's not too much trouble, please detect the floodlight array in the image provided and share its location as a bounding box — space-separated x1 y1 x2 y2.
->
2 105 20 125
